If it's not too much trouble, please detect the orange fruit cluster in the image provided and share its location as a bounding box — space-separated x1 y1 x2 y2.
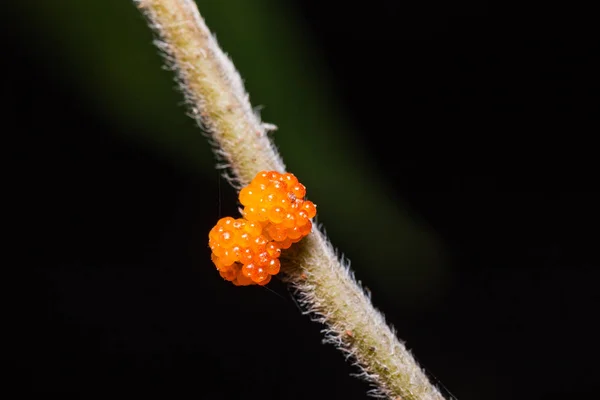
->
239 171 317 249
208 171 317 286
209 217 281 286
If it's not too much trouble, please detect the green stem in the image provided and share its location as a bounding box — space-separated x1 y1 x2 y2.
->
134 1 446 399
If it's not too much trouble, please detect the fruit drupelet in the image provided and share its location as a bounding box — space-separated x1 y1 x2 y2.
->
208 171 317 285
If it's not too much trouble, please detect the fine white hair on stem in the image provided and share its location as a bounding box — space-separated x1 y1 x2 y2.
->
135 0 285 189
133 1 447 399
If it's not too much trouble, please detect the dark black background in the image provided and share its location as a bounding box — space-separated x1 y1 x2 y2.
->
6 1 599 399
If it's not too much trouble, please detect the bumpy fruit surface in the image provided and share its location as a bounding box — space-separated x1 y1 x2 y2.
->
239 171 317 247
208 217 280 286
208 171 316 286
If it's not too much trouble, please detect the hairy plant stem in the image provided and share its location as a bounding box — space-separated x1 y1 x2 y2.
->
134 1 446 399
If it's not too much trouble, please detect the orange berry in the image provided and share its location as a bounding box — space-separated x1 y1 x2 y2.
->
282 213 296 229
256 274 271 286
208 226 221 242
210 242 224 258
220 249 237 266
252 266 269 283
243 206 260 221
266 242 281 258
218 230 235 248
210 253 223 269
257 207 269 222
268 206 286 224
254 171 270 186
281 172 298 187
242 263 256 278
239 186 257 206
278 237 294 249
302 201 317 219
267 171 281 181
253 235 268 248
221 216 235 225
234 268 254 286
265 224 287 242
236 232 251 247
219 268 237 281
253 251 271 267
266 258 280 275
269 180 284 192
291 183 306 199
290 236 303 244
278 196 291 209
287 226 303 240
237 247 254 264
299 221 313 236
243 221 262 237
296 210 310 227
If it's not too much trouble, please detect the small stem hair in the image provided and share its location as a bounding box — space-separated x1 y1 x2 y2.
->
134 1 446 399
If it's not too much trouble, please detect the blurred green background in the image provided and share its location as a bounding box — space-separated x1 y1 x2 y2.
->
8 1 600 400
8 0 448 303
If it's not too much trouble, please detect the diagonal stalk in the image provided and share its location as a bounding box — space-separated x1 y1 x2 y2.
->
133 1 446 398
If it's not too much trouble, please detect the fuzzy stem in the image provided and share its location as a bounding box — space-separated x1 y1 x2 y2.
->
134 0 285 187
133 1 446 399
